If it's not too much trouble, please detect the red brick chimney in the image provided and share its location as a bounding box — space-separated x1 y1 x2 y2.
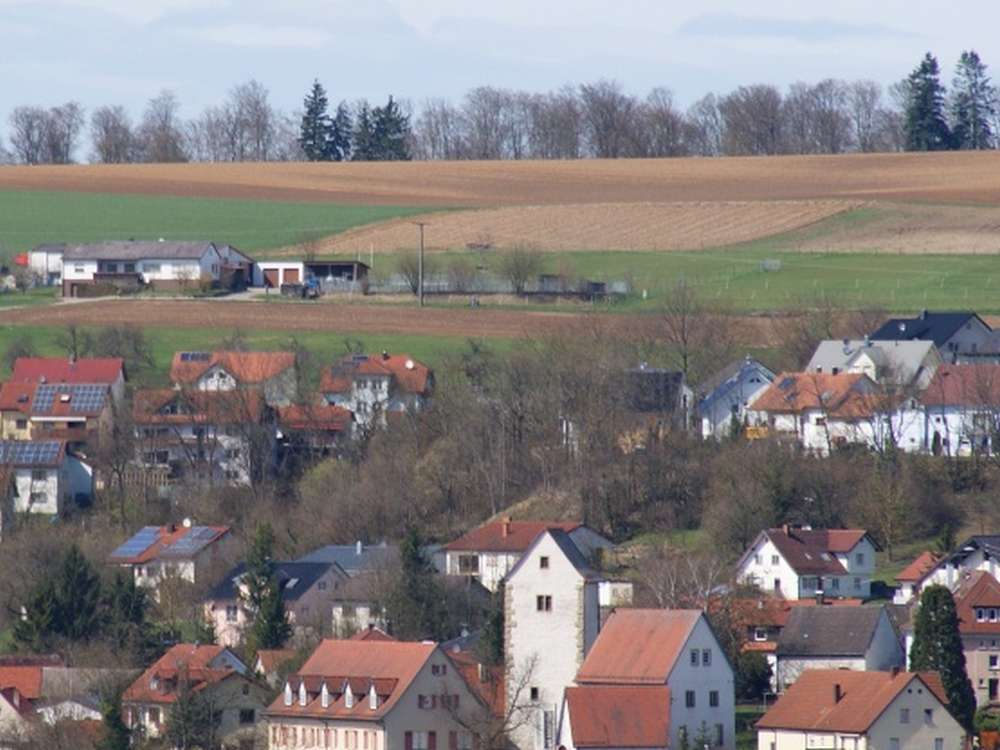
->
833 683 843 703
501 517 512 538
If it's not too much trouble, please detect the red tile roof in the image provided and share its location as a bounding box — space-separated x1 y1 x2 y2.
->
133 388 267 425
725 596 865 630
277 402 352 432
922 364 1000 407
0 383 36 413
565 686 670 748
447 649 505 718
169 351 295 386
750 372 876 418
955 572 1000 635
445 519 582 553
256 649 297 675
0 381 110 418
123 644 236 705
320 353 431 396
11 357 124 385
267 639 435 721
756 670 949 733
0 666 43 700
896 550 941 583
576 610 701 685
349 627 396 642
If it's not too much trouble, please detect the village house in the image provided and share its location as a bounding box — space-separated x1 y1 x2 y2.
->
277 401 353 458
697 356 776 440
0 381 112 448
266 638 481 750
0 661 132 726
870 310 996 364
919 363 1000 456
10 356 126 402
443 518 613 592
774 606 904 691
169 350 298 407
747 371 890 455
504 528 608 750
806 338 942 389
205 560 348 647
0 440 93 515
320 352 433 429
60 240 254 297
26 244 66 286
736 526 877 601
893 551 941 605
255 649 297 688
254 259 369 289
122 643 268 748
756 669 964 750
562 609 735 750
910 535 1000 594
296 541 398 577
625 363 694 428
329 573 387 637
107 521 235 593
132 388 276 486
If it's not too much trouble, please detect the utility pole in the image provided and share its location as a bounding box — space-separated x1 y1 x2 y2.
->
414 221 427 307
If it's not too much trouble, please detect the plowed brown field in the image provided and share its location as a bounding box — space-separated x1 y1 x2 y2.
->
3 151 1000 206
276 200 858 254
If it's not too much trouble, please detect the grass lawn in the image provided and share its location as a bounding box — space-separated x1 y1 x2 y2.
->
0 287 57 307
737 704 766 749
0 323 509 386
0 190 433 254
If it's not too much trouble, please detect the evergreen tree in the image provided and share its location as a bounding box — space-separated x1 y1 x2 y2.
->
242 523 291 655
242 523 276 614
477 587 505 666
13 578 58 652
97 685 132 750
903 53 953 151
352 101 377 161
371 96 412 161
299 80 334 161
910 584 976 729
951 50 995 150
248 577 292 652
56 545 103 640
165 679 216 750
330 102 354 162
105 571 154 662
384 527 446 640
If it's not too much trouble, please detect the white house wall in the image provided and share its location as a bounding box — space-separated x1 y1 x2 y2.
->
13 466 61 514
868 684 965 750
737 537 802 599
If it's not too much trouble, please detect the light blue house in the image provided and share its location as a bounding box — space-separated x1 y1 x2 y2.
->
697 356 775 439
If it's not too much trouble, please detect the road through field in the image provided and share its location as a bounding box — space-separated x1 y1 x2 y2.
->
0 298 782 346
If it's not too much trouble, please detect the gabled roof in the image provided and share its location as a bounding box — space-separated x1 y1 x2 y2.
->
565 685 670 749
132 388 267 425
806 339 939 384
295 542 397 575
320 353 432 396
169 351 295 386
921 364 1000 407
108 524 230 564
896 550 941 583
350 626 396 642
724 596 864 630
776 606 886 657
919 536 1000 588
740 527 871 577
256 649 296 675
576 610 702 685
445 519 583 553
11 357 124 385
870 311 987 348
698 356 775 405
756 670 949 733
954 571 1000 635
64 240 218 262
207 561 336 603
0 440 66 468
278 402 353 432
0 382 110 418
0 667 43 701
123 644 244 705
266 639 436 721
749 372 876 418
504 528 601 584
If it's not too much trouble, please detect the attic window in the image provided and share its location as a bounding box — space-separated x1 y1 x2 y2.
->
285 578 300 590
344 683 354 709
299 681 308 707
59 394 71 403
321 682 330 708
284 682 293 706
369 685 378 710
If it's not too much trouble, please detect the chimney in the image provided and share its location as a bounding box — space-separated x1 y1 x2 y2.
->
864 334 871 347
381 350 389 360
501 517 512 538
356 540 363 556
891 666 900 677
833 683 843 703
781 523 790 535
168 523 177 533
920 309 928 321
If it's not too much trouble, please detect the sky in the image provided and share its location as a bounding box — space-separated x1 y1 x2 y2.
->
1 0 999 121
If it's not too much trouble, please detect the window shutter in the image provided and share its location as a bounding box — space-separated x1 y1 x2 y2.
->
405 732 413 750
429 732 437 750
450 732 458 750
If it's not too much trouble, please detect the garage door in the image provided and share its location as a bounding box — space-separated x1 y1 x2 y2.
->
264 269 279 287
285 268 300 283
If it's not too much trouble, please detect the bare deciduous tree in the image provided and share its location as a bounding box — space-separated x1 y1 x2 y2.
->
8 106 48 164
579 79 637 158
497 244 543 296
139 90 187 163
720 84 784 155
91 105 135 163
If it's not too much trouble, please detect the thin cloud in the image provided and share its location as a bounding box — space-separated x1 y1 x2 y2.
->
179 23 332 49
677 13 919 42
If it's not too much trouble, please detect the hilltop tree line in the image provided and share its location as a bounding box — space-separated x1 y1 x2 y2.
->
1 50 996 166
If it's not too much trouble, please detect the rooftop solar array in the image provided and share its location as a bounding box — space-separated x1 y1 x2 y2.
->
179 352 212 362
160 526 223 558
32 384 109 415
108 526 161 560
0 440 62 466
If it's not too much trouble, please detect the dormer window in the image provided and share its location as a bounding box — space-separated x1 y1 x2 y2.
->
321 682 330 708
344 682 354 709
978 609 987 623
369 685 378 710
150 676 160 691
284 682 293 706
299 681 308 707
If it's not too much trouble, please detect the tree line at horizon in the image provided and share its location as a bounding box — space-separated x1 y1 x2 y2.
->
0 50 996 166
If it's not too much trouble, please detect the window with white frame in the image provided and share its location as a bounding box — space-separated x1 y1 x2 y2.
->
226 605 239 623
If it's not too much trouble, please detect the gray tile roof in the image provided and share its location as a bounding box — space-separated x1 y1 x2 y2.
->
806 339 938 384
295 542 398 575
777 606 885 657
64 241 217 261
207 561 335 602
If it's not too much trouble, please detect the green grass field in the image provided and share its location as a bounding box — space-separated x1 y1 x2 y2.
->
0 190 430 254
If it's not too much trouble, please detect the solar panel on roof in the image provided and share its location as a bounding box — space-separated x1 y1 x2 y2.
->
180 352 210 362
109 526 161 559
0 441 61 465
161 527 221 557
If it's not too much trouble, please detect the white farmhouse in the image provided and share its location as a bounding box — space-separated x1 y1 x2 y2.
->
321 352 433 429
920 363 1000 456
807 338 942 389
757 669 965 750
444 518 612 592
562 609 735 750
774 606 904 691
909 535 1000 595
27 244 66 286
169 350 298 407
736 526 877 601
0 440 93 516
697 356 775 440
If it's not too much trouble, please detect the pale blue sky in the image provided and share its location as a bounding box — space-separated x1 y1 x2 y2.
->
1 0 997 118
